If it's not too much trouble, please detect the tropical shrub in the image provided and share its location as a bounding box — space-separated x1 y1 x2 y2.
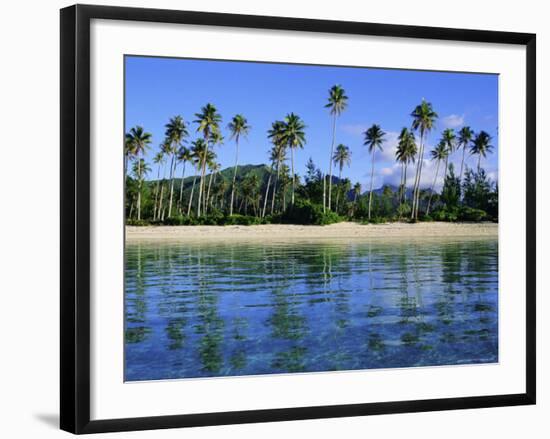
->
281 200 343 225
458 207 488 222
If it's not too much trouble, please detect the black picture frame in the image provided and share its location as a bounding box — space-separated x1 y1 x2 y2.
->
60 4 536 434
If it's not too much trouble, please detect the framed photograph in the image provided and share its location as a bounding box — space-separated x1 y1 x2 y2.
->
60 4 536 434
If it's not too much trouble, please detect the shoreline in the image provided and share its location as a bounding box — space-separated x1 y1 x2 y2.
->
126 221 498 243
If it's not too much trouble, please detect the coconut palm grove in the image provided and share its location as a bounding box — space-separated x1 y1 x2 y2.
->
124 58 499 381
125 81 497 226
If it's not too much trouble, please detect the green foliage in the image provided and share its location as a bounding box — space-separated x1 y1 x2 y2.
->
126 219 151 226
440 164 461 209
281 199 343 225
432 207 459 222
458 206 488 222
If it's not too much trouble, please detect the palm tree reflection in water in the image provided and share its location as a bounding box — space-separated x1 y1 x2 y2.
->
125 239 498 381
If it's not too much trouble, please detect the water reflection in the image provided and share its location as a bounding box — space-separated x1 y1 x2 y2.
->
125 238 498 381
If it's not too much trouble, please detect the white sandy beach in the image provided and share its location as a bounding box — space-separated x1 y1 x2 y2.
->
126 221 498 242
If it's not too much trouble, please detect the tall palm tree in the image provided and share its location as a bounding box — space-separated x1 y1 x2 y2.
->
324 85 349 212
267 121 287 214
395 127 417 204
426 141 448 215
152 150 165 220
228 114 251 216
457 126 474 181
204 131 223 214
187 139 205 217
157 141 171 221
441 128 456 178
194 103 222 216
164 116 188 218
364 124 386 220
470 130 494 172
332 144 351 212
124 135 136 180
125 126 152 221
282 113 306 207
262 145 280 218
176 146 191 211
131 158 151 220
205 160 220 209
352 182 362 216
410 100 438 219
190 138 216 215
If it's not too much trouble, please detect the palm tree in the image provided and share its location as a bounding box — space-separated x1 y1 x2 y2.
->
194 104 222 217
282 113 306 207
124 135 136 180
352 182 362 216
206 160 220 209
395 127 417 204
228 114 251 216
125 126 152 220
152 150 165 220
157 141 171 221
470 130 494 172
131 158 151 220
187 139 205 217
204 131 223 214
262 145 280 218
324 85 349 212
164 116 188 218
267 121 287 214
364 124 386 220
190 138 216 215
176 146 191 211
332 144 351 212
426 141 448 215
441 128 456 178
457 126 474 181
410 100 438 219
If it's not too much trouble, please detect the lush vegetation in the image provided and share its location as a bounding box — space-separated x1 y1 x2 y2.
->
125 89 497 226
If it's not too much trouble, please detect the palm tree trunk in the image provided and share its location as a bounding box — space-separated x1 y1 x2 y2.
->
291 147 295 207
415 140 427 219
197 134 209 217
262 168 273 218
335 168 342 213
137 160 142 221
426 160 440 216
153 167 161 220
327 114 336 211
206 170 214 213
271 160 281 214
459 145 466 182
187 173 197 217
477 154 481 173
402 164 408 204
411 130 425 219
368 149 376 220
229 139 239 216
322 174 326 213
178 161 186 211
209 171 218 209
167 152 176 218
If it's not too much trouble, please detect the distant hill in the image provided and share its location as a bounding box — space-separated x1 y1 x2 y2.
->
143 164 430 201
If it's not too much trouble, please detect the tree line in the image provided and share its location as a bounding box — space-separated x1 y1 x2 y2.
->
125 86 497 225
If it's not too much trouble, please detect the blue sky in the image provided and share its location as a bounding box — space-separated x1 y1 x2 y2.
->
125 56 498 190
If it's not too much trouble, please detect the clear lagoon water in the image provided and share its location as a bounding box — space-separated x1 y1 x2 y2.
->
125 238 498 381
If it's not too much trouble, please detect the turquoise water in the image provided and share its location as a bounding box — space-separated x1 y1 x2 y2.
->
125 238 498 381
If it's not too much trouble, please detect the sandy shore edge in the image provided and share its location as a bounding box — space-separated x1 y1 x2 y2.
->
126 221 498 242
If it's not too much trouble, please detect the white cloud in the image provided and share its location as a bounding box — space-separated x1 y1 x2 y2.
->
441 114 465 129
340 123 369 137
